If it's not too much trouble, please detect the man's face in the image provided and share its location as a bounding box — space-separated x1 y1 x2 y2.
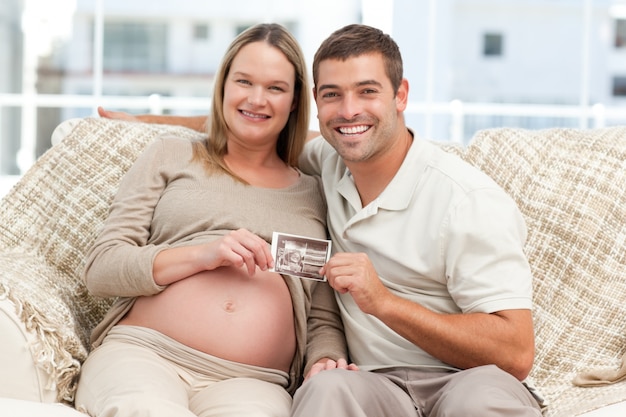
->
313 53 407 165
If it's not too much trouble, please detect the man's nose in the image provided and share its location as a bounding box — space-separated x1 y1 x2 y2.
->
337 93 361 120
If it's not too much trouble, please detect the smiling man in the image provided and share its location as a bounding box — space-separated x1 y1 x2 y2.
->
293 24 543 417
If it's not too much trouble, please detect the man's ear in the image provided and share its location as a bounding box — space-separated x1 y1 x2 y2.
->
312 86 318 102
396 78 409 112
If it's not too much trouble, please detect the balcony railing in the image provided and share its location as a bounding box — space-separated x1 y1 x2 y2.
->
1 92 625 195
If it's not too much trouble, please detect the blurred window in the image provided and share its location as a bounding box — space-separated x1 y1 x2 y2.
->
616 19 626 48
235 24 251 35
483 32 503 57
193 23 210 40
103 21 167 72
613 76 626 96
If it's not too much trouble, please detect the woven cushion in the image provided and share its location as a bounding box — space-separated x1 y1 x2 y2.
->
0 117 206 403
460 126 626 416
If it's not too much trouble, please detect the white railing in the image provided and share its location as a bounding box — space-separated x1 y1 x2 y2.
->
1 92 625 176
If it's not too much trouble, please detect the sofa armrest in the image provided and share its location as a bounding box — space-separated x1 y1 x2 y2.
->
0 297 57 402
0 251 89 404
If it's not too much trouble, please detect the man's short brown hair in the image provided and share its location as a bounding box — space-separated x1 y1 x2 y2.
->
313 24 404 94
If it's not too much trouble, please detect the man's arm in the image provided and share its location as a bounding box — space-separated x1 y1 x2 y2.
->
379 295 534 381
320 252 535 381
97 107 208 132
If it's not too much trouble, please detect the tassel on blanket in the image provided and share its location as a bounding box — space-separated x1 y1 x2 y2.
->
573 352 626 387
0 283 81 404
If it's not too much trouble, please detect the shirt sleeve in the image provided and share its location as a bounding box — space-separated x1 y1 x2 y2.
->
444 187 534 314
83 138 170 298
303 281 349 374
299 135 328 176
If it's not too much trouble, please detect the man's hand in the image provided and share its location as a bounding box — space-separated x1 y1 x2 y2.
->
305 358 359 381
97 106 142 122
98 107 208 132
320 252 391 316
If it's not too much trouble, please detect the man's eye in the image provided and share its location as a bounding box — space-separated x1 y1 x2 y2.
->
322 92 338 98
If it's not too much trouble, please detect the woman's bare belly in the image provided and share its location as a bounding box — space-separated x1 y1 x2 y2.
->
118 266 296 373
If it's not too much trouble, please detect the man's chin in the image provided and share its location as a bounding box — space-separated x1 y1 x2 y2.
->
335 145 367 163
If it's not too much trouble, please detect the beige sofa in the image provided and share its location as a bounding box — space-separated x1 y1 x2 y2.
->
1 117 625 416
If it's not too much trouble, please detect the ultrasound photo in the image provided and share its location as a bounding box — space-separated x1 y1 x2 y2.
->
270 232 332 281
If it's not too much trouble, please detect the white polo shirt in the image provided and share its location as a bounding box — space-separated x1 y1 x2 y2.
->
299 133 533 371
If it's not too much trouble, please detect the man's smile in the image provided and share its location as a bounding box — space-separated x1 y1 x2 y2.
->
337 125 370 135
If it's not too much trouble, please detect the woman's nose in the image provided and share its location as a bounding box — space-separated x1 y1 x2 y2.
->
248 87 267 106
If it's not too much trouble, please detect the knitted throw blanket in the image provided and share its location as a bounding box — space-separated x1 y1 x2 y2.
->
0 118 206 403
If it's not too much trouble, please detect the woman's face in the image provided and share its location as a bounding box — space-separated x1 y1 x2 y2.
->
223 41 296 150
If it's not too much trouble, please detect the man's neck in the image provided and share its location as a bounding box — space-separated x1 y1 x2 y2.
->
348 128 413 207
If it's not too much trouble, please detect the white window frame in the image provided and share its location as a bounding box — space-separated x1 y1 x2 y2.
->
0 0 623 176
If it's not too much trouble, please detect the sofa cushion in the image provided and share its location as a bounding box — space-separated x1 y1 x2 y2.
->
0 397 88 417
461 126 626 416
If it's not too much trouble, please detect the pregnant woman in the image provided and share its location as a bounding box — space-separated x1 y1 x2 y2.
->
74 23 349 417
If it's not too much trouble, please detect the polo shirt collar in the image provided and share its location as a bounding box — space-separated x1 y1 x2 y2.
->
336 129 432 215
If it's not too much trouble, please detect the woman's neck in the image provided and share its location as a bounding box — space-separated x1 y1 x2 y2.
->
223 147 299 189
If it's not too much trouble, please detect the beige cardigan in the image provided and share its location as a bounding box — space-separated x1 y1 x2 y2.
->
83 136 347 394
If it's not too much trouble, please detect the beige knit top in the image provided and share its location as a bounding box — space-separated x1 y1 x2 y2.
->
83 135 347 394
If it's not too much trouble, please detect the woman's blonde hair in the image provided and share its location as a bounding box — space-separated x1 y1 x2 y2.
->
193 23 310 180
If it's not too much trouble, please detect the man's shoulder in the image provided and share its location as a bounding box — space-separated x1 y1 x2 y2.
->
425 140 501 191
301 135 342 176
304 134 334 155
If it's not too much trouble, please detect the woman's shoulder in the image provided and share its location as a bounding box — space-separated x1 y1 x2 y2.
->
135 135 206 173
150 134 206 160
154 134 204 151
295 169 322 188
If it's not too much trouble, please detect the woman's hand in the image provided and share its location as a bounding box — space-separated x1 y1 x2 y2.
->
201 228 275 276
153 229 274 286
304 358 359 381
